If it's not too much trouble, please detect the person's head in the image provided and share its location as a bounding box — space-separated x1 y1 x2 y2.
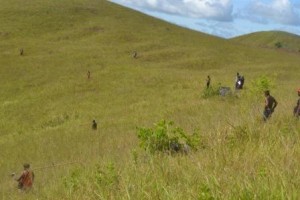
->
208 75 210 78
23 163 30 169
93 120 96 123
237 72 239 76
264 90 270 97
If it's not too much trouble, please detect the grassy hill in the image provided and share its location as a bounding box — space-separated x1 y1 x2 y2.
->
1 0 300 199
231 31 300 53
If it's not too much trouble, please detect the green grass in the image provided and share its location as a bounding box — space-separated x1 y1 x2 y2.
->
231 31 300 53
1 0 300 199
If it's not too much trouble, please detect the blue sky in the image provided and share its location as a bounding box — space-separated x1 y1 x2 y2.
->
109 0 300 38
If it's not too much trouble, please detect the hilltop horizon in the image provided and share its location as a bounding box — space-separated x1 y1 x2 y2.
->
110 0 300 39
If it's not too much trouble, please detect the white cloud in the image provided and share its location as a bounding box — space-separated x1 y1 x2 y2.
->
246 0 300 25
116 0 234 21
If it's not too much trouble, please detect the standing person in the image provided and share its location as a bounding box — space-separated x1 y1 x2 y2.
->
92 120 97 130
293 89 300 117
87 71 91 79
206 75 211 89
235 72 241 89
263 90 278 121
16 163 34 191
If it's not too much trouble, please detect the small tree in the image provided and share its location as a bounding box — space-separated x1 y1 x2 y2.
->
275 42 282 48
248 75 275 96
137 120 200 154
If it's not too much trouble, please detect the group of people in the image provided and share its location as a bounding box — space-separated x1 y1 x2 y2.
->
13 73 300 192
205 73 300 121
263 89 300 120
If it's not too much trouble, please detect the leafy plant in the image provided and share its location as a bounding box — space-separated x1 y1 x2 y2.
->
94 162 119 189
63 168 82 193
248 75 275 95
275 42 282 48
137 120 200 154
201 86 220 99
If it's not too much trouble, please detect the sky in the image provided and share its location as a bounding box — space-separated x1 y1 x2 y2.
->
109 0 300 38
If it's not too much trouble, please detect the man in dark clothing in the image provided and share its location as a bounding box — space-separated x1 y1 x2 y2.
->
240 76 245 89
87 71 91 79
16 163 34 191
294 89 300 117
92 120 97 130
263 90 278 121
206 75 211 89
235 72 242 89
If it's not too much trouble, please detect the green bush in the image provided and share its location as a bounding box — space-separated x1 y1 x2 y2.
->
248 75 275 95
201 86 220 99
275 42 282 48
137 120 200 154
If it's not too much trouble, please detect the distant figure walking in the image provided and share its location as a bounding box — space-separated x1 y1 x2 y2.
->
92 120 97 130
206 75 211 89
87 71 91 79
16 163 34 191
132 51 137 59
293 89 300 117
20 48 24 56
235 72 244 89
263 90 278 121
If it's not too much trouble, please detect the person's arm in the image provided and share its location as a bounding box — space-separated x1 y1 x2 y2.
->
272 99 278 112
16 172 24 182
32 171 35 182
297 100 300 116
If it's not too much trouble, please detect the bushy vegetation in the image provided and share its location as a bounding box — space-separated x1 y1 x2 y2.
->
248 75 275 95
137 120 200 154
201 86 220 99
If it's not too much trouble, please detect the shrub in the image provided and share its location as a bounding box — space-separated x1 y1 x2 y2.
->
137 120 200 154
201 86 220 99
248 75 275 95
275 42 282 48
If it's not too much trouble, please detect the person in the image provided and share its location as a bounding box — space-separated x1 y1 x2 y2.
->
235 72 241 89
240 76 245 89
293 89 300 117
206 75 211 89
20 48 24 56
132 51 137 58
92 120 97 130
16 163 34 191
263 90 278 121
87 71 91 79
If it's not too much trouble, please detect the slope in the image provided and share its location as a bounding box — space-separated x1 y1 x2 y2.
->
230 31 300 52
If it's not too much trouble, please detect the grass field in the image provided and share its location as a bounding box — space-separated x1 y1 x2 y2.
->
1 0 300 199
231 31 300 53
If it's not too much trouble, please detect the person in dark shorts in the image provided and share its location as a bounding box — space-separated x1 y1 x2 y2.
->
263 90 278 121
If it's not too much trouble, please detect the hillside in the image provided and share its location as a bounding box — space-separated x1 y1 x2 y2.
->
231 31 300 52
1 0 300 199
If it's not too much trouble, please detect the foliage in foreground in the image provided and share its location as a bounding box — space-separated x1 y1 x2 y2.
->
248 75 275 95
137 120 200 154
